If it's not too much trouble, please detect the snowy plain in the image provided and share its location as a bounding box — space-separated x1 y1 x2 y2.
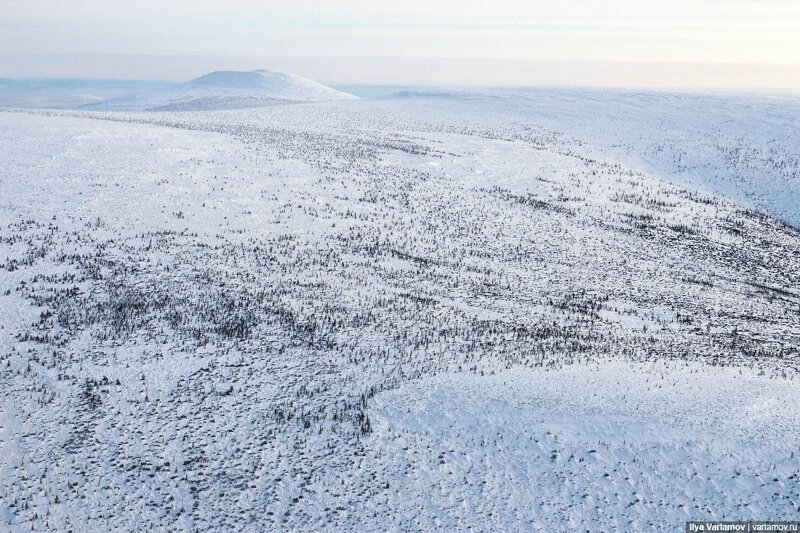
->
0 81 799 531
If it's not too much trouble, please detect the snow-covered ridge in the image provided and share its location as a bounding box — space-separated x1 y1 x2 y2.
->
82 69 358 111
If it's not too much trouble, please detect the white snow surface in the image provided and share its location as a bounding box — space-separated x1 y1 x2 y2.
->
0 88 798 531
369 361 800 530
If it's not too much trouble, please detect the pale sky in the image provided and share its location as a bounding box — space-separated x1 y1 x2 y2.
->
2 0 799 89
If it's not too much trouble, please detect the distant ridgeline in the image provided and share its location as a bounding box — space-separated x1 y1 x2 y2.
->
0 70 358 111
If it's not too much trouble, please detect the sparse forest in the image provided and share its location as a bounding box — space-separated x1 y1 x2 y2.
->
1 90 799 530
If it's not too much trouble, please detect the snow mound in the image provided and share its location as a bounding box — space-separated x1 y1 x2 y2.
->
367 362 800 530
83 69 357 111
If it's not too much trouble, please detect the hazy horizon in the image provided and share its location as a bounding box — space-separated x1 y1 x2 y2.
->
2 0 800 90
3 54 800 93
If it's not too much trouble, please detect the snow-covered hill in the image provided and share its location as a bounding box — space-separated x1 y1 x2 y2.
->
0 90 798 530
82 69 357 111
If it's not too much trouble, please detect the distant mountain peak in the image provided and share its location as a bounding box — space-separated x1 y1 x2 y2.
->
82 69 357 111
180 69 356 101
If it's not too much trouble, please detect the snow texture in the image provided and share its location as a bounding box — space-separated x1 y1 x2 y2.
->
0 82 798 531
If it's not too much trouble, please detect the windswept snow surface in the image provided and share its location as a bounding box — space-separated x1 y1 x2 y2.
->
0 88 799 531
369 361 800 530
82 70 358 111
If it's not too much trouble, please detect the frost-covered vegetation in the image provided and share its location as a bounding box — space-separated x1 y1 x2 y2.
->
0 89 798 531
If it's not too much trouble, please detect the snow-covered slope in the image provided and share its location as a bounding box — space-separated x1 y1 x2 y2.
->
368 361 800 530
0 91 798 530
382 88 800 227
83 69 357 111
